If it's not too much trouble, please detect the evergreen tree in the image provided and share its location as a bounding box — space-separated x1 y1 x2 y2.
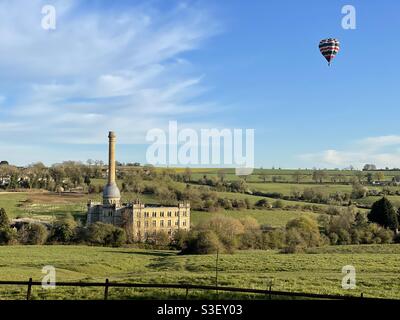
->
368 197 399 232
0 208 16 244
0 208 9 228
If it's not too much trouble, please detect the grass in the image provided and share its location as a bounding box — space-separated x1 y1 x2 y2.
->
248 182 354 196
159 167 400 183
357 195 400 208
0 244 399 300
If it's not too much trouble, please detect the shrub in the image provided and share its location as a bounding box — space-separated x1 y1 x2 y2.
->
171 229 189 249
49 214 77 243
255 199 271 208
197 215 244 252
240 216 260 231
262 229 286 249
154 230 170 246
87 222 126 247
336 229 351 245
0 227 17 245
394 233 400 243
0 208 16 245
351 183 368 199
282 229 307 253
286 216 322 248
88 184 96 194
182 230 222 254
273 200 285 209
328 232 339 245
239 217 263 249
240 230 263 249
365 223 393 244
326 206 342 215
18 223 48 245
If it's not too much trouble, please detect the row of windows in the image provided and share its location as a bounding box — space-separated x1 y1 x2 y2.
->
139 211 188 218
140 230 173 237
137 220 187 228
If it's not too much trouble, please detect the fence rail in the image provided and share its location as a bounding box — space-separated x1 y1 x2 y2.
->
0 279 395 301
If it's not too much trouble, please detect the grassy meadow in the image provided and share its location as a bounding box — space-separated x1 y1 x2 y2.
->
0 245 399 300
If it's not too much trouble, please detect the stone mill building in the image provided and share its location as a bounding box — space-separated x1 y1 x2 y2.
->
87 131 190 241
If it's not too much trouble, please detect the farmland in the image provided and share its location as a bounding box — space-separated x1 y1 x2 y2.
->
0 191 318 227
0 244 399 300
1 168 400 300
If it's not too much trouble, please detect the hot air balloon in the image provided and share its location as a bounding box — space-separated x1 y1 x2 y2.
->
319 38 340 66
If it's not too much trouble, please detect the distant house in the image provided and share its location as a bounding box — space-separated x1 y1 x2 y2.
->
392 176 400 186
0 176 10 187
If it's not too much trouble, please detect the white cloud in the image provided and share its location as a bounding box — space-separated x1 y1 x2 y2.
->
298 135 400 169
0 0 221 156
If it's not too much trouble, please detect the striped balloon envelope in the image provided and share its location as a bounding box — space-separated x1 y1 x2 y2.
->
319 38 340 66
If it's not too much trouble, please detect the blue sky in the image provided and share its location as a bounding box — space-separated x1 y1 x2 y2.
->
0 0 400 169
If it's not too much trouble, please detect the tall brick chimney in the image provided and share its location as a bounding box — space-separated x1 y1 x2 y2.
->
108 131 116 185
102 131 120 205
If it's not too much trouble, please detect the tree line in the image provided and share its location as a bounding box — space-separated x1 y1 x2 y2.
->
1 196 398 253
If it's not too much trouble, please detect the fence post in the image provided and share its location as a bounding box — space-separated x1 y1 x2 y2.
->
185 286 189 300
360 293 363 299
215 249 219 298
26 278 33 300
269 284 272 300
104 279 109 300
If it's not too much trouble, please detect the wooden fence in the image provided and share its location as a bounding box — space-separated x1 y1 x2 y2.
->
0 279 394 301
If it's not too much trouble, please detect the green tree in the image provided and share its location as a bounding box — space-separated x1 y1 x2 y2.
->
312 170 326 183
217 170 226 182
18 223 48 245
0 208 10 228
154 230 170 246
183 167 192 182
197 215 244 252
49 213 78 243
374 172 385 182
259 172 268 183
0 208 16 245
84 175 91 187
292 171 304 184
182 230 223 254
87 222 126 247
368 197 399 232
286 216 322 248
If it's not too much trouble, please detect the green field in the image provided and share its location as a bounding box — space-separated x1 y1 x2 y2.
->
151 167 400 183
248 182 354 196
1 175 400 301
0 245 399 300
356 195 400 208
